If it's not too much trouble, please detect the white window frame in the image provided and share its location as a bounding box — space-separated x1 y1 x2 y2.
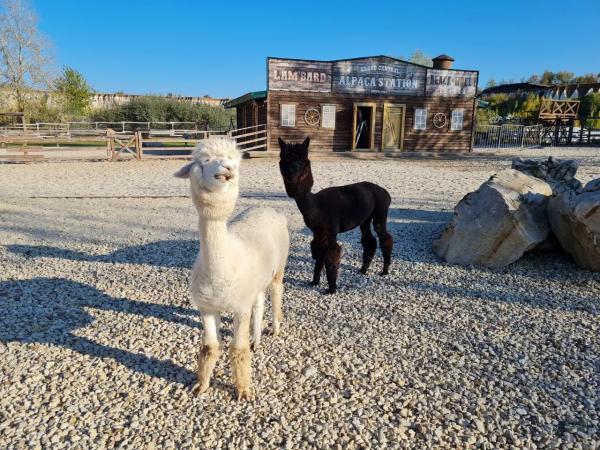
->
280 104 296 127
450 108 464 131
414 108 427 130
321 104 336 129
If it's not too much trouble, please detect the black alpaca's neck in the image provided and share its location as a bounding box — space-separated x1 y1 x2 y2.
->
294 190 316 213
294 191 319 230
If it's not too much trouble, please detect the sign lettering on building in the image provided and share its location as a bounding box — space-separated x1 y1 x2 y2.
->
267 57 478 97
426 69 478 97
268 58 332 92
332 57 426 95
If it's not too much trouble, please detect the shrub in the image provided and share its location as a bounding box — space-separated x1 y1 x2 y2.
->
90 96 235 130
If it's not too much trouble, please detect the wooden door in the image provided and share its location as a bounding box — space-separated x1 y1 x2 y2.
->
352 102 376 150
382 104 405 150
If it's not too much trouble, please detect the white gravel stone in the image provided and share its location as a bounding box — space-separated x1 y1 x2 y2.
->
0 148 599 449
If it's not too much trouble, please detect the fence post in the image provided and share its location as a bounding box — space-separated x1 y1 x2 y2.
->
122 121 125 132
106 129 115 161
497 125 501 148
135 131 142 160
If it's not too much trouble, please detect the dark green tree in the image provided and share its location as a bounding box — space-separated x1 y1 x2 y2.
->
54 66 93 115
579 92 600 128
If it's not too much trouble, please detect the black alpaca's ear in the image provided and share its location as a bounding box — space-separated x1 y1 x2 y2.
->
302 137 310 149
278 137 287 151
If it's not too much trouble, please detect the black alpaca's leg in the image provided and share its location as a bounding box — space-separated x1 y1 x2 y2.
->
359 220 377 274
373 201 393 276
310 239 325 286
324 243 342 294
311 260 324 285
378 231 393 275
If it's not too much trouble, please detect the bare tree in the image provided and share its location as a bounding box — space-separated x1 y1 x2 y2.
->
0 0 51 112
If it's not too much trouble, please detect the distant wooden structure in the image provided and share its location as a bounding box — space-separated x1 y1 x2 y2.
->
537 99 580 145
0 112 25 128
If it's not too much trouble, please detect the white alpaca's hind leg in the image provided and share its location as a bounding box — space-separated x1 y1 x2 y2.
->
230 311 252 400
251 292 265 351
192 312 221 395
270 270 284 336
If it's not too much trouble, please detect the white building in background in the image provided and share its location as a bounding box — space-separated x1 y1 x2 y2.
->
0 88 229 112
90 92 229 109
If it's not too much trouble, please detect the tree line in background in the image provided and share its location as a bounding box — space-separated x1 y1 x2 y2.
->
0 0 234 130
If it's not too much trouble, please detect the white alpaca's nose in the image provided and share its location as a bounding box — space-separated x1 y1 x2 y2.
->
219 160 232 171
214 162 235 182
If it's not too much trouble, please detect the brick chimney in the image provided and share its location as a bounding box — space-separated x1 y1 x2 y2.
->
432 54 455 70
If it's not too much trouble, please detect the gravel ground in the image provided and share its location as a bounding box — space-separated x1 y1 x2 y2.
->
1 147 599 449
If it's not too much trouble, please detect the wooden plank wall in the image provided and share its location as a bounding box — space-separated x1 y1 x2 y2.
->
267 91 474 152
236 101 267 129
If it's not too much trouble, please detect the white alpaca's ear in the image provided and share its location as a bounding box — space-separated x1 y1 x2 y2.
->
174 162 194 178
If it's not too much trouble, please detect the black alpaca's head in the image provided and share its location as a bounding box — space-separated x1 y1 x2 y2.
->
278 137 313 198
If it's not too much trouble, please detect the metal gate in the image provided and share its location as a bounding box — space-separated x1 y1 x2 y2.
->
475 124 544 148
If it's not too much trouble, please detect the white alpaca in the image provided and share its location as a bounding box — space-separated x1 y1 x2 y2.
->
175 138 289 400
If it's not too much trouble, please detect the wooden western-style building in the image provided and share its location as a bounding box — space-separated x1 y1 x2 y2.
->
225 55 479 153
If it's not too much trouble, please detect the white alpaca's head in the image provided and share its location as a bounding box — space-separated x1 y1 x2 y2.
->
175 138 241 220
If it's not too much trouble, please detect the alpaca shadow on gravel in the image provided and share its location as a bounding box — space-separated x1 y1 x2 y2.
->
0 277 201 386
388 207 453 224
6 240 198 268
372 207 454 264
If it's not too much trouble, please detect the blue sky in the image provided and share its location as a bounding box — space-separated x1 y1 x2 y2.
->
35 0 599 99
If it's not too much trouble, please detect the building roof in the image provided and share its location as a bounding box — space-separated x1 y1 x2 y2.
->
224 91 267 108
479 82 549 96
545 83 600 98
266 54 467 71
480 82 600 98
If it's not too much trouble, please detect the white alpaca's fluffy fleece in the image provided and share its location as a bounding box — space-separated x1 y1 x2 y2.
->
175 138 289 400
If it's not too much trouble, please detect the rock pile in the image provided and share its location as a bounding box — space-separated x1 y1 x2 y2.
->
434 157 600 271
432 169 552 268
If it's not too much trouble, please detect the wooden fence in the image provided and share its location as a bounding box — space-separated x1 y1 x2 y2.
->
228 124 267 152
0 125 267 163
1 121 202 135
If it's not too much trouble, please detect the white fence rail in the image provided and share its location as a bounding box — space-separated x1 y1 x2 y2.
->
228 124 267 152
0 121 218 137
475 124 544 149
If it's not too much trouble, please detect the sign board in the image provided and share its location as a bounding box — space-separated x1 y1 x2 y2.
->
268 58 332 92
332 57 426 95
426 69 478 97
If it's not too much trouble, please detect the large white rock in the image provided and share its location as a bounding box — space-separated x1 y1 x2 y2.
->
547 180 600 271
433 169 553 268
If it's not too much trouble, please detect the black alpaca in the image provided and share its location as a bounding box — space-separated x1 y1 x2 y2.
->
278 137 393 294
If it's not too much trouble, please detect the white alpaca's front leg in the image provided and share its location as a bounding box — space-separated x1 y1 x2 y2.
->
251 292 265 351
270 270 284 336
192 312 221 395
230 311 252 401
